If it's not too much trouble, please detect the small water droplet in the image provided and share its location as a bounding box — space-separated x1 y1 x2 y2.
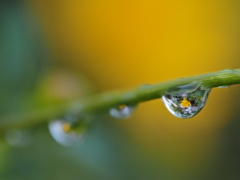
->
109 104 136 119
5 129 32 148
218 85 230 88
48 117 89 146
162 82 211 118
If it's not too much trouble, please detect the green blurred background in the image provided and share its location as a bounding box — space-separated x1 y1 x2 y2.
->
0 0 240 179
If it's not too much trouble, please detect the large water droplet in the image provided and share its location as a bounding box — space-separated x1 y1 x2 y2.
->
5 129 32 148
48 117 88 146
162 82 211 118
109 104 136 119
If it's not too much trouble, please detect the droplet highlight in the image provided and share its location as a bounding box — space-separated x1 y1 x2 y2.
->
48 117 88 146
162 81 211 118
109 104 136 119
5 129 32 148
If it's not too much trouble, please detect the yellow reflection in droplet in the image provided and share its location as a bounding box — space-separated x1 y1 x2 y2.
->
180 98 191 108
62 123 71 133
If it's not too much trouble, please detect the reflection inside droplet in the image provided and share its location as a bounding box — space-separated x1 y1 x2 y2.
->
109 104 136 119
48 118 88 146
5 129 32 148
162 81 211 118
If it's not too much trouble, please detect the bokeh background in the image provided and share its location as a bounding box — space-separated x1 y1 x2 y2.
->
0 0 240 179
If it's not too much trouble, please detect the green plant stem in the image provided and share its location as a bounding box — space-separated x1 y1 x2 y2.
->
0 69 240 131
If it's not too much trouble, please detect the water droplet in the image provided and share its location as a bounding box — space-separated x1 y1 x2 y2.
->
109 104 136 119
218 85 230 88
162 82 211 118
48 117 89 146
5 129 32 148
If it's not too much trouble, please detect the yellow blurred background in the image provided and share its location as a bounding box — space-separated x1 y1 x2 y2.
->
27 0 240 177
3 0 239 179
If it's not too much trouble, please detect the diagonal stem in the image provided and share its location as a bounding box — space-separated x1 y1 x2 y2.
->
0 69 239 131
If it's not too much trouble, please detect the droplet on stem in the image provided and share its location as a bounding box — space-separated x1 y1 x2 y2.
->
5 129 32 148
48 117 89 146
162 81 211 118
109 104 136 119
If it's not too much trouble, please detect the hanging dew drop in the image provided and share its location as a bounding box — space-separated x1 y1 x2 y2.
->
109 104 136 119
4 129 32 148
162 81 211 118
48 117 89 146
